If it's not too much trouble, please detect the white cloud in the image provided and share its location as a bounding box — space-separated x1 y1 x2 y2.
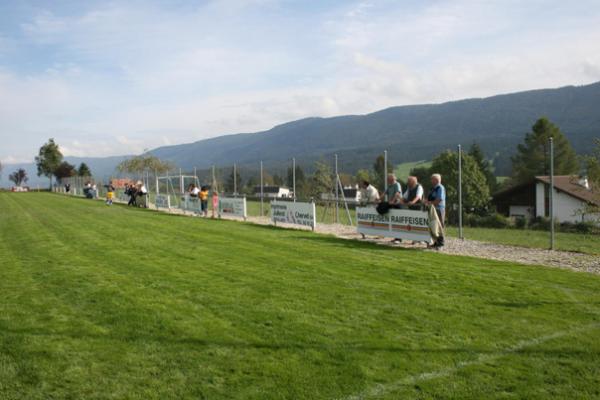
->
1 0 600 162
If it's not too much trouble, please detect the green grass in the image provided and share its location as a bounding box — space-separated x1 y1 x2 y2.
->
394 160 432 179
2 193 600 399
446 226 600 255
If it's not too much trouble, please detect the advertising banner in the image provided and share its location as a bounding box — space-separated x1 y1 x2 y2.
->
180 195 201 213
270 201 316 229
356 207 432 242
219 197 247 219
155 194 171 209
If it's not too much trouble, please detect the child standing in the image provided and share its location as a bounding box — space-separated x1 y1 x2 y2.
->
105 181 115 205
199 186 209 217
211 190 219 218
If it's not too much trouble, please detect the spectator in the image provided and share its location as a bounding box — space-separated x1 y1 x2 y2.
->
137 181 148 208
401 176 424 209
127 184 137 206
383 174 402 207
190 184 200 198
424 173 446 249
360 180 380 205
211 189 219 218
105 181 115 205
199 186 209 217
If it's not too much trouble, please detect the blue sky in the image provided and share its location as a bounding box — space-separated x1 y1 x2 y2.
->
1 0 600 164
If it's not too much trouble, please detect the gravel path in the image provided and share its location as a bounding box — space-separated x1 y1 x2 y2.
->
239 215 600 275
140 201 600 275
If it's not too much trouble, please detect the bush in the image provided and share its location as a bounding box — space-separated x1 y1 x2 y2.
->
514 217 527 229
463 213 512 229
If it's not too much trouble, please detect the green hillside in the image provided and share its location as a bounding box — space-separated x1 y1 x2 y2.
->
1 193 599 399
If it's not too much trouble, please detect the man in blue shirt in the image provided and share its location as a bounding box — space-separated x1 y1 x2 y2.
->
425 173 446 249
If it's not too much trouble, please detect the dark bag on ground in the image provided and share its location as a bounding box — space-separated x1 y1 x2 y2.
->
376 202 391 215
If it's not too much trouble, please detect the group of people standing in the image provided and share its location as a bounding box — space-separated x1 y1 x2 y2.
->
187 184 211 217
360 173 446 249
125 181 149 207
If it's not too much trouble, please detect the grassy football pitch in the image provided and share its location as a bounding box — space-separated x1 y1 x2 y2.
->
1 193 599 399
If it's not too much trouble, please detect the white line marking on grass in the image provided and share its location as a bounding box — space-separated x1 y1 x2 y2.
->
339 323 600 400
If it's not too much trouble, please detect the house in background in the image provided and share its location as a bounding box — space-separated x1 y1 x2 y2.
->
493 176 600 223
254 186 291 199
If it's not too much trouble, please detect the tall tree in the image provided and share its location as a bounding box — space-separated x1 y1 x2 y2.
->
54 161 77 183
373 154 393 189
355 169 373 185
225 167 243 193
584 138 600 190
469 142 497 193
78 162 92 177
511 118 579 183
430 150 491 217
272 174 284 186
0 160 3 180
35 138 63 188
286 165 306 188
117 155 173 176
310 161 333 198
9 168 28 186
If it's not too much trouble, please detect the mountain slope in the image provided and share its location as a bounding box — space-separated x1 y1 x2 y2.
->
149 81 600 175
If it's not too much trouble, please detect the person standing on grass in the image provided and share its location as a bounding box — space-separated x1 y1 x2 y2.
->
105 181 115 206
199 186 209 217
211 189 219 218
424 173 446 249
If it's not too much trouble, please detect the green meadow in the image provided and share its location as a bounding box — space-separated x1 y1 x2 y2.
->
1 193 599 399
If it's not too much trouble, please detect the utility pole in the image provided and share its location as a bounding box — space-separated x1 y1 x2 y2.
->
233 164 237 196
292 157 296 202
384 150 388 200
260 161 264 217
334 154 339 224
458 144 464 240
549 137 555 250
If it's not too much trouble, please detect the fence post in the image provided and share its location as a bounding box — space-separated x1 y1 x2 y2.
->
458 144 463 240
260 161 264 217
334 154 339 224
292 158 296 202
384 150 388 201
549 137 555 250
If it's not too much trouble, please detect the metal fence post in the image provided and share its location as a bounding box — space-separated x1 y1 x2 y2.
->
260 161 264 217
334 154 339 224
549 137 555 250
458 144 463 240
384 150 388 200
292 157 296 202
233 164 237 196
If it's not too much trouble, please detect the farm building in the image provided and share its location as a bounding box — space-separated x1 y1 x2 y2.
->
254 186 291 198
492 175 600 223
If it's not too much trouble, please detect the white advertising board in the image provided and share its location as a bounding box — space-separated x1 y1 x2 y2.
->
180 195 202 213
356 207 432 242
219 197 247 219
270 201 316 229
155 194 171 209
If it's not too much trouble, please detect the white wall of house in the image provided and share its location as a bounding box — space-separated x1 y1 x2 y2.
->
535 182 597 223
